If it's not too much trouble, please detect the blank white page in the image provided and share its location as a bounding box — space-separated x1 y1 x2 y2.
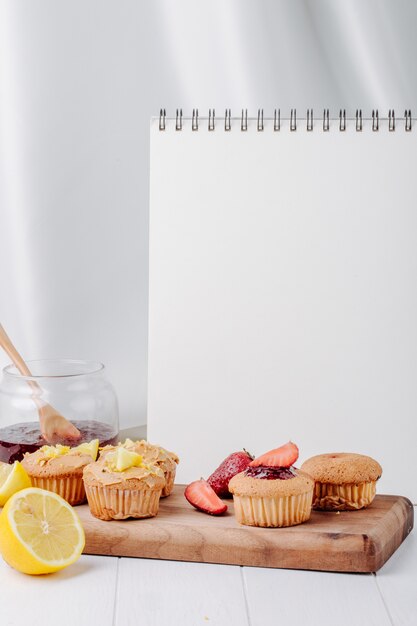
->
148 115 417 500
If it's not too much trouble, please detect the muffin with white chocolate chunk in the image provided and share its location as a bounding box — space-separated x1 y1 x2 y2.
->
83 446 165 520
100 438 179 497
22 440 98 505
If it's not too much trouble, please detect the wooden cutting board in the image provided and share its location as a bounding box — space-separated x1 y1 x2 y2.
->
78 487 414 572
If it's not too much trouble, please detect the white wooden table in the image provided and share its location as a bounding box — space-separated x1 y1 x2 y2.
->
1 513 415 626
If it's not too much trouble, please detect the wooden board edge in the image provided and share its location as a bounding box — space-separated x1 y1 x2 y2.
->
368 495 414 572
80 495 414 573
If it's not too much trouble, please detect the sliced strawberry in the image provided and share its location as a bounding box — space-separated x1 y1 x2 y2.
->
249 441 299 468
184 479 228 515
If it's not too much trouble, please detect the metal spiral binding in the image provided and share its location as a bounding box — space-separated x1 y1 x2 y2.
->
225 109 231 131
241 109 248 131
290 109 297 131
306 109 313 131
389 110 395 131
356 109 362 132
405 109 412 131
323 109 330 131
274 109 280 131
192 109 198 131
208 109 215 131
159 108 166 131
257 109 264 131
159 109 412 131
175 109 182 131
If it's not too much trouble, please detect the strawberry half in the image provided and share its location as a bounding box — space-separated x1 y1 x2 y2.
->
184 479 228 515
249 441 299 468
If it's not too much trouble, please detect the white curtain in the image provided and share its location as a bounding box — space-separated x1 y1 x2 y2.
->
0 0 416 427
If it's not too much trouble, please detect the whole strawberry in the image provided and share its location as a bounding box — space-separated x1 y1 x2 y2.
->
207 450 254 497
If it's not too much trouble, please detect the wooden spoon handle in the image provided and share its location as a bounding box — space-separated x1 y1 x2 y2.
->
0 323 81 443
0 324 33 377
0 324 41 396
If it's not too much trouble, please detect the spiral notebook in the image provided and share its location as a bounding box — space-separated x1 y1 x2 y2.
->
148 109 417 500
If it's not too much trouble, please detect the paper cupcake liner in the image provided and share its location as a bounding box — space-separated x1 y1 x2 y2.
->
233 490 313 528
161 467 176 497
84 484 162 521
30 476 86 506
312 480 376 511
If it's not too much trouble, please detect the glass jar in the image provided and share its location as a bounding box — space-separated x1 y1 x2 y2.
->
0 359 119 463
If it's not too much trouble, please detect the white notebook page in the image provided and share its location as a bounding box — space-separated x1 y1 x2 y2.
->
148 116 417 500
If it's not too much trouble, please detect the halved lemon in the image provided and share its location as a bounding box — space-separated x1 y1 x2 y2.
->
0 461 32 506
0 487 85 575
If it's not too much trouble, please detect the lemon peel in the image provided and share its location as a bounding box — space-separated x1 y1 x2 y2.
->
0 462 32 506
0 487 85 575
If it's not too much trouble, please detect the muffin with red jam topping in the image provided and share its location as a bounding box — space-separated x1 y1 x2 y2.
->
229 442 314 528
301 452 382 511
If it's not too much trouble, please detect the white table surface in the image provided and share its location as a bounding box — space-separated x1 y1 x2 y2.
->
1 509 415 626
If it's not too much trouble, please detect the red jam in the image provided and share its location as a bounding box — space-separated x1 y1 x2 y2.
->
244 466 296 480
0 421 118 464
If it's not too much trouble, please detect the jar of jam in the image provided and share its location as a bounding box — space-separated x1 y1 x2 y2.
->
0 359 119 463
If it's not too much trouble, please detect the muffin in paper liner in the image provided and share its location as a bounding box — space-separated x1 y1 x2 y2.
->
312 480 377 511
233 490 313 528
30 475 86 506
84 484 162 521
100 439 179 498
229 469 314 528
83 451 166 521
21 445 96 506
301 453 382 511
161 467 176 497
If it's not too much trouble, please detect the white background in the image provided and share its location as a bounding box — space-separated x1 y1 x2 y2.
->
1 0 417 428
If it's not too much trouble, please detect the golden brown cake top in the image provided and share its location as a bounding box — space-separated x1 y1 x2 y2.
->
300 453 382 484
228 469 314 497
101 439 179 469
22 446 93 478
83 452 165 490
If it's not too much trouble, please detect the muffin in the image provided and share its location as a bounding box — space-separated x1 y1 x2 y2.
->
229 467 314 527
102 439 179 497
83 446 165 520
301 452 382 511
228 441 312 528
21 440 98 506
